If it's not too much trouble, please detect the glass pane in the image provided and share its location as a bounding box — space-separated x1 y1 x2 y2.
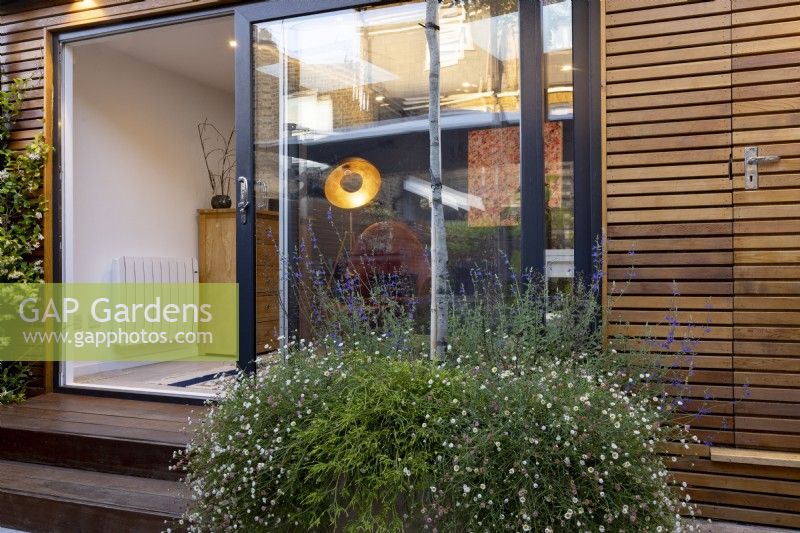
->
252 22 283 353
253 1 520 338
542 0 574 293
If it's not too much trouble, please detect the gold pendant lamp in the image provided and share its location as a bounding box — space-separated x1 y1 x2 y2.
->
324 157 381 209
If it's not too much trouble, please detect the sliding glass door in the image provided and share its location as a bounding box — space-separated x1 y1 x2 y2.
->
235 0 599 370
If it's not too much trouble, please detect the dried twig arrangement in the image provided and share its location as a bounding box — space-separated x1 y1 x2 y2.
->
197 119 235 197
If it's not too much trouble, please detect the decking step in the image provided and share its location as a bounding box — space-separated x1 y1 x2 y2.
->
0 459 189 533
0 394 204 480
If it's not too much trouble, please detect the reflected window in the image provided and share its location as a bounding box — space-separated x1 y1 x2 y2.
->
254 1 521 335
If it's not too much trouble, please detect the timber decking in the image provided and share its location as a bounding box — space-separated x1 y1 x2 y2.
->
0 393 202 532
0 393 201 480
0 460 189 533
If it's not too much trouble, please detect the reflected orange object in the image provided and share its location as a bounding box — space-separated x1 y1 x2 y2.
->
350 221 430 298
324 157 382 209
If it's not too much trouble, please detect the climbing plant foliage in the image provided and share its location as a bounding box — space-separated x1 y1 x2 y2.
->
1 77 51 283
0 74 51 403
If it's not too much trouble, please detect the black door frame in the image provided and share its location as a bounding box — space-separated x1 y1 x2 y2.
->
235 0 602 374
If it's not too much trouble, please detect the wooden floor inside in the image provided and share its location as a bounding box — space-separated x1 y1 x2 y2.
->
72 360 235 396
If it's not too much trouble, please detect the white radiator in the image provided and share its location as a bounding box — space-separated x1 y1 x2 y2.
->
111 256 198 284
110 256 199 344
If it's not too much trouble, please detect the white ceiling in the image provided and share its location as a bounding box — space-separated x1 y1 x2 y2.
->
93 16 235 95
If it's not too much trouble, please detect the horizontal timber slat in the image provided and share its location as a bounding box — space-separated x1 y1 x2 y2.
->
607 14 731 42
608 266 732 280
608 39 730 64
606 236 732 252
606 1 730 28
608 103 732 125
607 178 732 195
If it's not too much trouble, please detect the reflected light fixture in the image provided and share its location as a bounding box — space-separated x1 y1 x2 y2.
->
324 157 382 209
560 64 573 72
228 40 238 48
547 85 574 120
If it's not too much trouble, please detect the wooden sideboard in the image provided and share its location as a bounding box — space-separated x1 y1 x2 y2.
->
198 208 279 354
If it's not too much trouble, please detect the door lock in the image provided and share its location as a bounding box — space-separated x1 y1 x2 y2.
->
744 146 781 190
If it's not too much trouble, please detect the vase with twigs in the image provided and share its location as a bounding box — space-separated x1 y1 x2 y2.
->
198 119 235 208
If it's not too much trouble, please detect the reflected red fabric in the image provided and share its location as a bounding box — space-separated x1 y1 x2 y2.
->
467 126 521 228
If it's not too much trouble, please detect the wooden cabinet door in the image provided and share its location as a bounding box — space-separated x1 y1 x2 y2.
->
199 209 280 355
198 209 237 283
732 2 800 451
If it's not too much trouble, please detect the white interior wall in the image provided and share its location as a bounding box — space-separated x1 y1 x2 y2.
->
69 43 234 282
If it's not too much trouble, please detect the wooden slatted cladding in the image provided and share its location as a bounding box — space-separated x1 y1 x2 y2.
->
605 0 735 450
606 0 800 528
731 0 800 453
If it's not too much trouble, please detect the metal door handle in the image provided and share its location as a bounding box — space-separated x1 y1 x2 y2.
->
238 176 249 224
744 146 780 190
746 155 781 165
